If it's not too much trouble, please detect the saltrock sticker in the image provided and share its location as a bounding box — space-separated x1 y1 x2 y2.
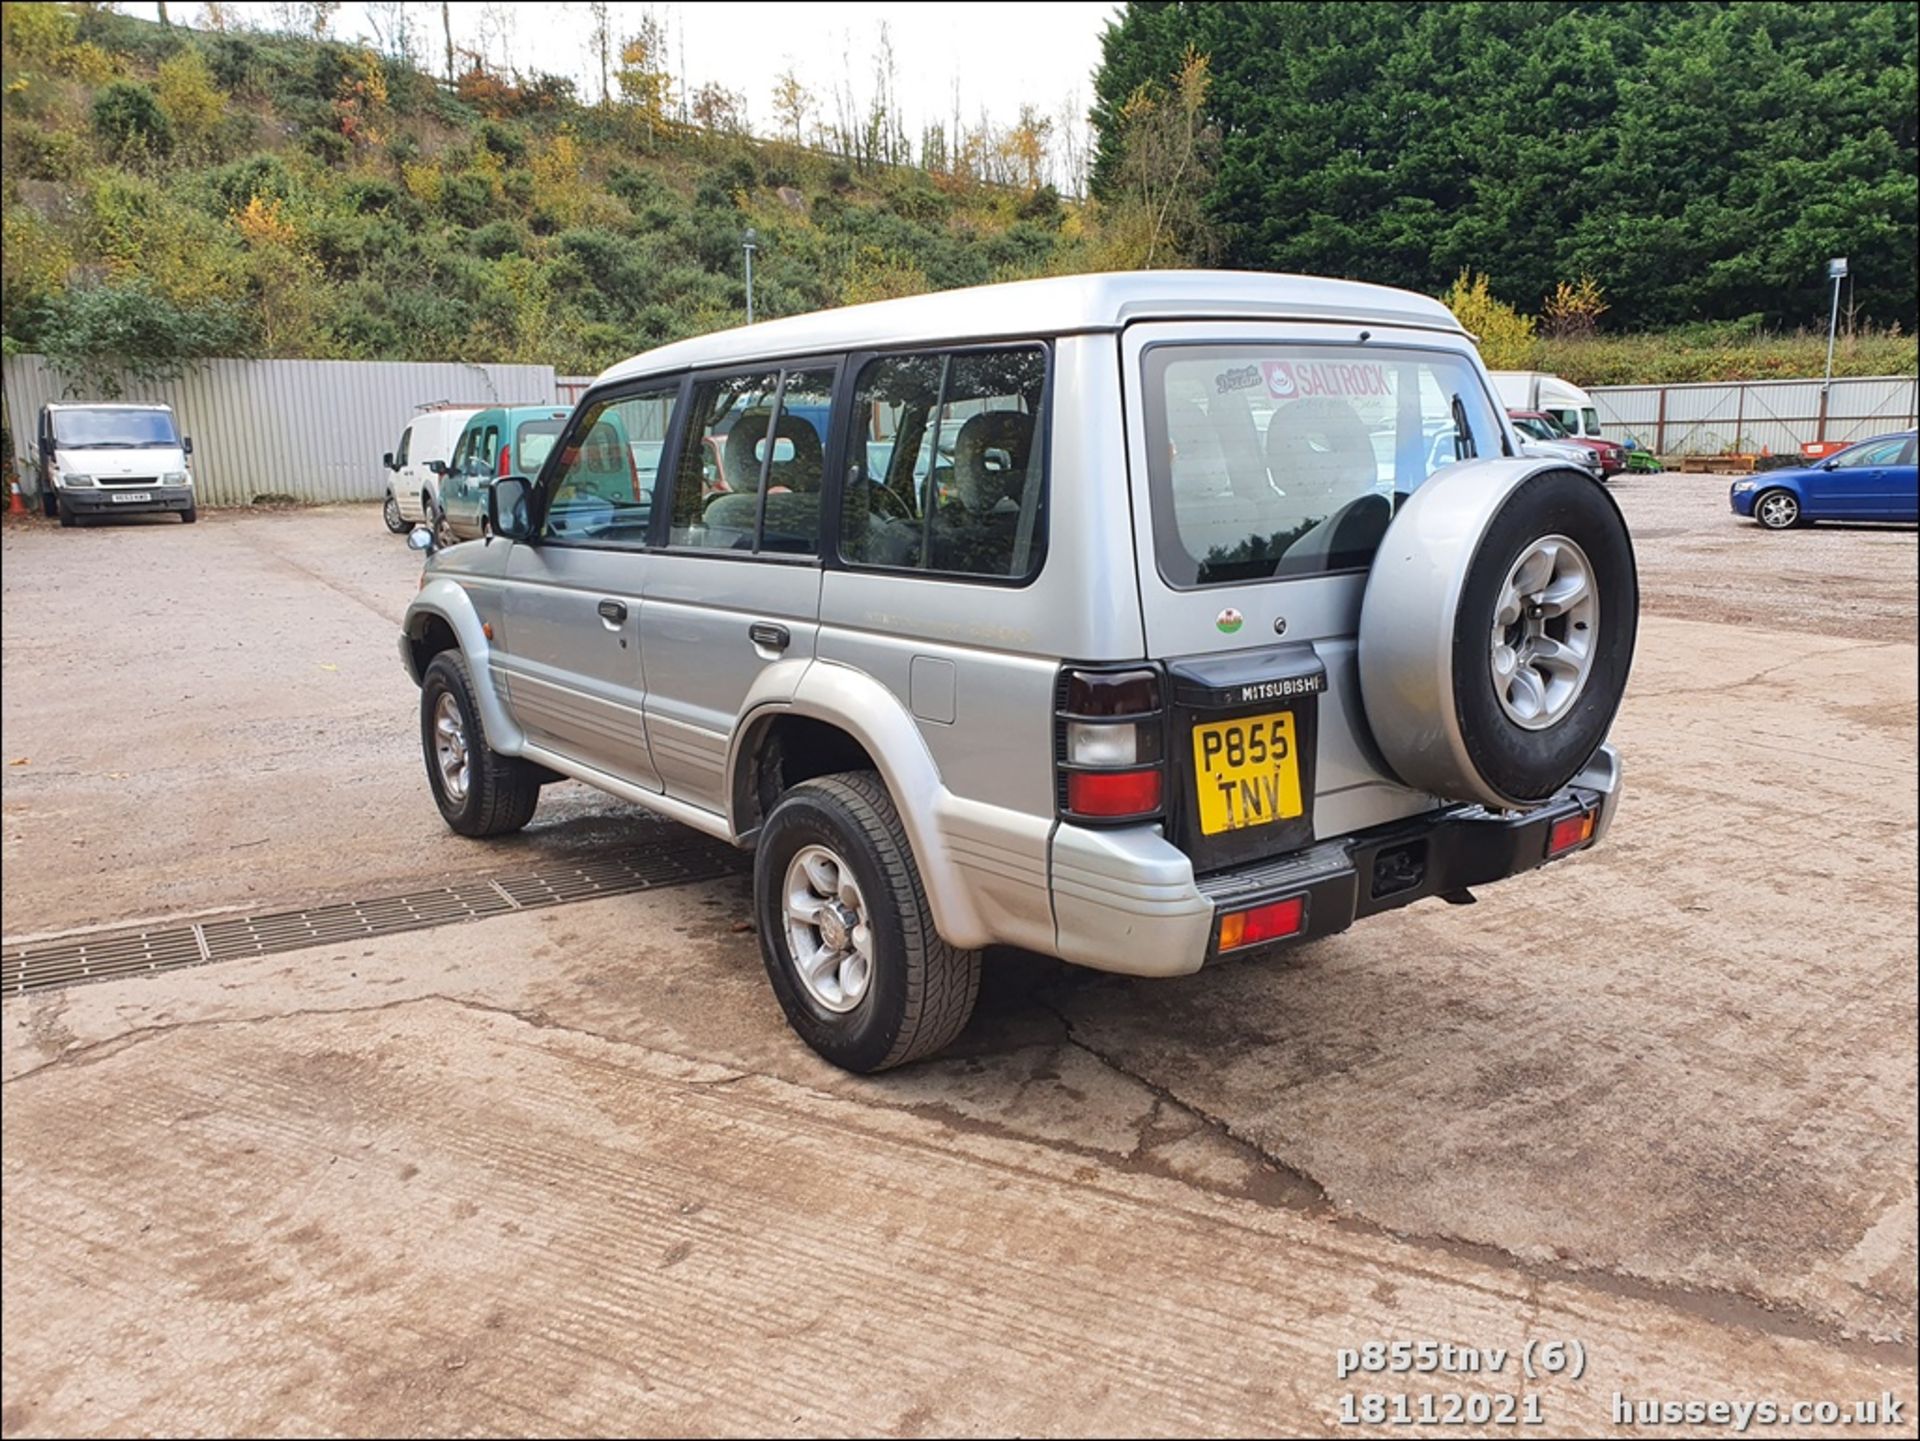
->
1261 360 1390 401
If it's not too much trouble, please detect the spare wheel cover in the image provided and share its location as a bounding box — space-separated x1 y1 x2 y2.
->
1357 461 1638 808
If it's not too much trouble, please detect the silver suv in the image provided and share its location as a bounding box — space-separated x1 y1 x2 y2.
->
401 272 1636 1072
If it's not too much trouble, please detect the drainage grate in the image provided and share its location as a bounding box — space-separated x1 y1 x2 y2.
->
1 835 750 997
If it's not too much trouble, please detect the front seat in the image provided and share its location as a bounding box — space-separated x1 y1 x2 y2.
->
703 411 824 549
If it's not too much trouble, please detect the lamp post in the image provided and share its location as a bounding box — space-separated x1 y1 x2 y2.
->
1822 256 1848 396
742 228 758 325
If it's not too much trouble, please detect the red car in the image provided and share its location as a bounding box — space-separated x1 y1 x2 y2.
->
1509 410 1626 477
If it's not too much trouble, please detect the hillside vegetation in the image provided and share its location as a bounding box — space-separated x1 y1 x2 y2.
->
1 2 1914 394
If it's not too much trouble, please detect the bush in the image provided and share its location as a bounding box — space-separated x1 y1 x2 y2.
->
205 154 297 214
479 120 526 164
466 220 525 260
155 47 227 151
441 172 496 227
7 122 89 182
92 82 174 159
40 281 249 393
1440 271 1538 371
302 127 351 165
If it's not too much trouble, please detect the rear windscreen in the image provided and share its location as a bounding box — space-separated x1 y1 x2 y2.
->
515 419 566 475
1142 344 1505 587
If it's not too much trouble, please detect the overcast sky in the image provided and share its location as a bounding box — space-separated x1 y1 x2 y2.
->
123 3 1115 172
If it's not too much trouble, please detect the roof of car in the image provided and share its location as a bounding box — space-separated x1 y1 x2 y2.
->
46 402 173 411
596 270 1468 385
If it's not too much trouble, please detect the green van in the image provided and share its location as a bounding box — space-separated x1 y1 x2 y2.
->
437 405 577 542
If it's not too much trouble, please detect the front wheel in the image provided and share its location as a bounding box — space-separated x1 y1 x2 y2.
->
1754 489 1801 530
419 651 541 837
181 504 197 524
754 772 980 1073
383 491 406 533
56 499 76 528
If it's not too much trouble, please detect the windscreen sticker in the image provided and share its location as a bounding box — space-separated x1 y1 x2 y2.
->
1261 360 1390 400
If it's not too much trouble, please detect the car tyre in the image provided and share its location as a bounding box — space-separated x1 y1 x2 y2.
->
181 504 197 524
1754 489 1801 530
754 771 981 1073
56 499 76 528
420 650 541 837
382 491 407 533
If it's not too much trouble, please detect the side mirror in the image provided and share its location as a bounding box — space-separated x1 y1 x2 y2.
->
488 475 534 541
407 524 436 553
1822 459 1839 471
383 451 396 471
428 459 448 476
182 436 193 456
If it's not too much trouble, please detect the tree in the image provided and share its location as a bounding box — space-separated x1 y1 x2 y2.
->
1105 47 1217 267
1441 271 1539 369
588 0 611 106
770 67 811 146
1090 1 1919 328
615 13 676 142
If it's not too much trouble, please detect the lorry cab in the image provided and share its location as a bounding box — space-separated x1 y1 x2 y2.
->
1490 371 1605 442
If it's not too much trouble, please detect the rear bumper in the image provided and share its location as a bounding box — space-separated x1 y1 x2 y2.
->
1050 744 1622 978
57 485 194 515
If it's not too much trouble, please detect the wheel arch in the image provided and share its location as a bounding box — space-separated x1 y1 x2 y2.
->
726 662 989 948
401 582 526 752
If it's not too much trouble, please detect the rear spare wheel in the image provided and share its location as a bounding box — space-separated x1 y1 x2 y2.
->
1358 462 1637 809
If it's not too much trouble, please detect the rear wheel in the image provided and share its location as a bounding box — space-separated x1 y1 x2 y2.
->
419 651 541 837
754 772 980 1073
1754 489 1800 530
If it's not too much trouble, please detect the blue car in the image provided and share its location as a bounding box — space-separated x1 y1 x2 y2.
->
1731 430 1918 530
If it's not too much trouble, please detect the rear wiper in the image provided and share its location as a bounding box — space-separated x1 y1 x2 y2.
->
1450 396 1476 461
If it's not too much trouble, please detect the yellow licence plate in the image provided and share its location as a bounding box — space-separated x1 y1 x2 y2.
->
1191 711 1303 836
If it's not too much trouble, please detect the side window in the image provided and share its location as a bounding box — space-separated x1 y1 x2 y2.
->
480 425 501 473
395 426 412 468
541 387 678 548
1835 437 1908 468
668 366 832 557
839 346 1047 580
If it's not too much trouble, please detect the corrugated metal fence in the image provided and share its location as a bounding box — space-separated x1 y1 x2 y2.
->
1590 375 1918 456
3 355 557 507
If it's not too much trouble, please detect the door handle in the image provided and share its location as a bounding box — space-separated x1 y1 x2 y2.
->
748 622 790 652
597 598 628 624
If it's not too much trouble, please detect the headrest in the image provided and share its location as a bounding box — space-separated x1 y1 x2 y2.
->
1263 397 1375 499
953 410 1034 511
1167 401 1231 497
720 412 825 494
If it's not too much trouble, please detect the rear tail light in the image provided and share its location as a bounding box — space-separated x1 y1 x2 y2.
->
1546 810 1596 857
1057 667 1165 823
497 444 512 478
1218 896 1306 951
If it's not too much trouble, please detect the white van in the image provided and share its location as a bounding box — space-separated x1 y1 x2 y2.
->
381 405 480 534
31 403 196 526
1490 372 1604 441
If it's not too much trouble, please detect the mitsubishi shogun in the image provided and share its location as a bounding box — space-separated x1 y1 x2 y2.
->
401 271 1636 1072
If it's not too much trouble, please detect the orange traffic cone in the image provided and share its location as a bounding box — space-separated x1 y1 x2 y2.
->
7 481 27 516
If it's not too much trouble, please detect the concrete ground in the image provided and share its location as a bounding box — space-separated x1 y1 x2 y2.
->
3 477 1915 1436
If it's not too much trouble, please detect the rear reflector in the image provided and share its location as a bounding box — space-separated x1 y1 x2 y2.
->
1065 767 1162 818
1546 810 1596 857
1218 895 1306 951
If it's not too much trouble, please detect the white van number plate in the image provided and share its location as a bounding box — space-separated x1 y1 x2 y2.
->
111 492 153 503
